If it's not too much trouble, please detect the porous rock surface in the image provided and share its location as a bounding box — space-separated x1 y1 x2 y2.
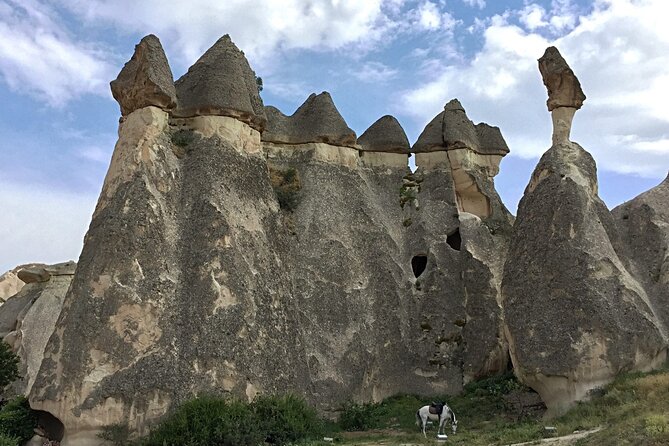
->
110 34 177 116
174 35 266 130
613 173 669 327
262 92 356 146
357 115 410 153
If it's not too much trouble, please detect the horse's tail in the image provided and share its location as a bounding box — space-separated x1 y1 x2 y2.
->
415 409 421 427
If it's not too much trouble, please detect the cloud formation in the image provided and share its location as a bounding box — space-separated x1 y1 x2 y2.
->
0 0 115 106
400 0 669 178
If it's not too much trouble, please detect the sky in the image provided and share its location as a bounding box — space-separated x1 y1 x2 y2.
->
1 0 668 272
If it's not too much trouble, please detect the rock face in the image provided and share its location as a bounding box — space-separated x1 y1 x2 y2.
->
613 173 669 327
110 34 177 116
358 115 410 153
174 35 266 130
262 93 356 146
0 262 75 396
0 267 26 302
503 48 667 416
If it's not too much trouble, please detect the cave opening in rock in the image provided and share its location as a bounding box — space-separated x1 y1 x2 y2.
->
447 229 461 251
411 255 427 278
34 410 65 441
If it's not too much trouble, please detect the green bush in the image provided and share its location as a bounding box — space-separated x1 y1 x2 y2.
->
253 394 323 444
0 434 19 446
338 401 385 431
269 166 301 211
98 422 131 446
0 396 37 443
139 396 263 446
0 342 20 389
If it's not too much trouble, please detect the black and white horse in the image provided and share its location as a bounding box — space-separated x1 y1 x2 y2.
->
415 401 457 438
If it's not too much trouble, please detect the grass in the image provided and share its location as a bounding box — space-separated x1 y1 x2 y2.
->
329 367 669 445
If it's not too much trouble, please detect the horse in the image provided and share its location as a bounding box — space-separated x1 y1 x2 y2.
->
415 401 457 438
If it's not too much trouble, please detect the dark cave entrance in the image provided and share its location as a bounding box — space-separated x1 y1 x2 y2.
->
447 228 461 251
34 410 65 441
411 255 428 278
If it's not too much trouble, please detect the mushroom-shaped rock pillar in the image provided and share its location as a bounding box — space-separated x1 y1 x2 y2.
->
538 46 586 145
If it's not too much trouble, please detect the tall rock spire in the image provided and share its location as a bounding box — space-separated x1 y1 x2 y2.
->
538 46 586 145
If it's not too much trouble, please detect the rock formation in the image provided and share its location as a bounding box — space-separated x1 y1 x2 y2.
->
23 34 518 445
0 267 26 302
0 261 75 400
110 34 177 116
16 35 668 444
358 115 410 153
262 92 356 146
503 48 667 415
174 35 266 130
538 46 586 145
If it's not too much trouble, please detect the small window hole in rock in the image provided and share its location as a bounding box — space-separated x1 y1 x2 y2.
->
412 255 428 278
447 228 461 251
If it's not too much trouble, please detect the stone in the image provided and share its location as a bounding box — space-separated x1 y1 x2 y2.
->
357 115 410 153
538 46 586 111
18 267 51 284
174 35 266 131
502 141 667 415
110 34 177 116
262 92 356 146
0 267 26 302
413 99 510 155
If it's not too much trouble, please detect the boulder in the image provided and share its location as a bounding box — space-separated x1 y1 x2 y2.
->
110 34 177 116
174 35 266 130
262 92 356 146
0 268 25 302
358 115 410 153
538 46 586 111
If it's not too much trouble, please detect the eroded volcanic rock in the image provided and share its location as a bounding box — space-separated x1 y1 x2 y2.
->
613 173 669 327
110 34 177 116
538 46 586 111
503 140 667 414
175 35 266 130
413 99 509 155
262 92 356 146
358 115 410 153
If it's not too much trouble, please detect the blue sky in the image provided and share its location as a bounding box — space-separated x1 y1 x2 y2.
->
1 0 668 272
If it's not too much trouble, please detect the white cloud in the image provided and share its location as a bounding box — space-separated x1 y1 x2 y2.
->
0 180 96 273
399 0 669 178
463 0 486 9
0 0 115 106
350 61 398 83
519 4 548 30
59 0 399 71
410 1 459 31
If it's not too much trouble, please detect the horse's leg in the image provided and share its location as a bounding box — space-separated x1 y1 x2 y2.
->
422 414 427 438
438 415 444 435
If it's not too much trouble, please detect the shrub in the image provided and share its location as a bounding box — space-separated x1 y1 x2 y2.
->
338 401 385 431
0 396 37 443
645 414 668 436
0 342 20 389
98 422 131 446
140 396 263 446
252 394 323 445
269 166 301 211
171 129 196 148
0 434 19 446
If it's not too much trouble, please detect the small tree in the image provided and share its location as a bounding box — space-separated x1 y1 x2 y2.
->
0 342 19 389
256 76 264 92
